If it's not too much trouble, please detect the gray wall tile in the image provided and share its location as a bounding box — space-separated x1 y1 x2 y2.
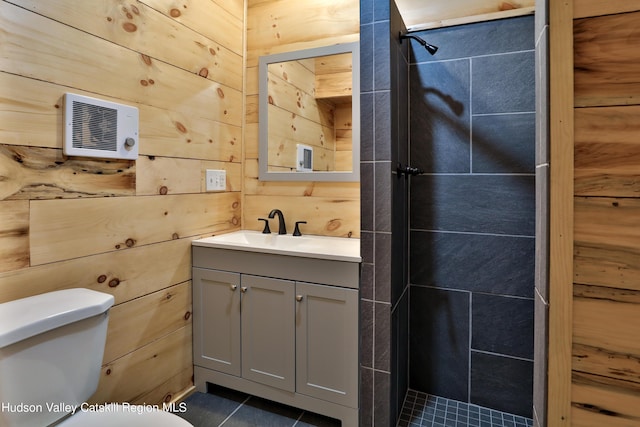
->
470 352 533 417
409 286 470 402
472 113 536 173
410 231 535 298
410 59 471 173
410 174 536 236
360 23 375 93
472 51 535 114
533 292 548 427
472 294 535 359
408 16 535 64
374 21 391 91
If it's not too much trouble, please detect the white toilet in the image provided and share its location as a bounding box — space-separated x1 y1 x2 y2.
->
0 288 193 427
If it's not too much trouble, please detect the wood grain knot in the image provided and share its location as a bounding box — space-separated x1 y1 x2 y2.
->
327 219 341 231
97 275 107 283
217 88 225 99
125 238 136 247
122 22 137 33
209 48 217 56
164 394 172 404
175 122 187 133
159 186 168 195
198 68 209 78
170 8 181 17
106 368 112 375
131 5 140 15
108 278 120 288
140 80 149 86
232 201 239 209
184 311 191 320
141 54 152 66
172 233 179 240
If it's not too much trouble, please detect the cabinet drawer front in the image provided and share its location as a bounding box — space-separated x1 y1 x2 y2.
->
241 275 296 392
192 268 241 376
295 282 359 408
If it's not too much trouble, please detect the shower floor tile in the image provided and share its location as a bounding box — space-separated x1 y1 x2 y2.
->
397 390 533 427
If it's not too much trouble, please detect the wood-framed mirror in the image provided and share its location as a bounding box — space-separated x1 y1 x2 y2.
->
258 42 360 182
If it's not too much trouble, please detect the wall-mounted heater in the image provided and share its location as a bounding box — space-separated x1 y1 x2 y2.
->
64 93 139 160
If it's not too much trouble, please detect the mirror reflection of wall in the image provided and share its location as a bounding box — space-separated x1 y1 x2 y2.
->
266 52 353 173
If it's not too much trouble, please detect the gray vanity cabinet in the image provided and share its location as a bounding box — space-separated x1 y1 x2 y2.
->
192 268 241 376
192 246 360 425
192 269 295 392
240 274 295 392
295 282 358 408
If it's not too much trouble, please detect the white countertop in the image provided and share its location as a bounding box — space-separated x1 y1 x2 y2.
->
192 230 361 263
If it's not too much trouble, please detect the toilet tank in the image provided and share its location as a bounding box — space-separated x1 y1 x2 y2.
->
0 289 114 427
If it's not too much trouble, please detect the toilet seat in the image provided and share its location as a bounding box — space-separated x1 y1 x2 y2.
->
57 404 193 427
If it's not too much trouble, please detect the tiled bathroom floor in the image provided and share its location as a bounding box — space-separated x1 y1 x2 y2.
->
397 390 533 427
176 385 533 427
175 384 340 427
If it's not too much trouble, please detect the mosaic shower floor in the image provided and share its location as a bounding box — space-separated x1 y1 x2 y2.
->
397 390 533 427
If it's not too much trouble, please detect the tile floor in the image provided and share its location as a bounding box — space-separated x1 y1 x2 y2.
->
174 384 340 427
397 390 533 427
175 385 534 427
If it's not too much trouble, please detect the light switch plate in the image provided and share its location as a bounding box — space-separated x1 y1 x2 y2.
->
205 169 226 191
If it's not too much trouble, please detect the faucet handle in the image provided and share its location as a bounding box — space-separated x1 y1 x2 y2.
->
258 218 271 234
293 221 307 236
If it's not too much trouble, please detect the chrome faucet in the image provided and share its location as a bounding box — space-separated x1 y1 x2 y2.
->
268 209 287 235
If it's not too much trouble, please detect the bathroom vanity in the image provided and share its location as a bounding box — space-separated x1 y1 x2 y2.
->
191 231 360 425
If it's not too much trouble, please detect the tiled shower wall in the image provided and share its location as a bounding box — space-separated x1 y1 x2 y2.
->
360 0 408 425
533 0 549 425
407 16 536 418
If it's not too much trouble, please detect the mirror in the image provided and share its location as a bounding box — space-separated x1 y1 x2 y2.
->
258 42 360 182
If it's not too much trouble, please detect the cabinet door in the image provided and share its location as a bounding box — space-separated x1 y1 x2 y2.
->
192 268 241 376
241 275 295 392
296 282 359 408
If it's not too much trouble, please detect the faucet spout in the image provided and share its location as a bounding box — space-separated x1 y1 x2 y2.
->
268 209 287 235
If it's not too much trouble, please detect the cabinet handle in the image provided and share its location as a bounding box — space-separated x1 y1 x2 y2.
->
296 295 303 302
230 284 238 291
241 286 248 293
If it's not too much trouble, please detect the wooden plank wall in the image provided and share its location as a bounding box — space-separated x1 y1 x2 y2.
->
245 0 360 237
571 3 640 425
0 0 243 405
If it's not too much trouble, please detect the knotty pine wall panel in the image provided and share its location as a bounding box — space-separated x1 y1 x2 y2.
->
572 4 640 424
30 193 240 265
0 237 193 305
1 3 241 127
0 73 242 162
104 281 192 363
0 145 136 200
0 201 29 273
90 325 193 405
245 0 360 236
0 0 243 405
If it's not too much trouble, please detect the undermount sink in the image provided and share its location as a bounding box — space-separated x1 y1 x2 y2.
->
192 230 361 262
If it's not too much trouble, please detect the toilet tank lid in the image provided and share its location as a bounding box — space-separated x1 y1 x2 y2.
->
0 289 114 349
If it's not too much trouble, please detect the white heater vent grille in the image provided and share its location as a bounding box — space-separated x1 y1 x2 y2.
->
64 93 139 160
